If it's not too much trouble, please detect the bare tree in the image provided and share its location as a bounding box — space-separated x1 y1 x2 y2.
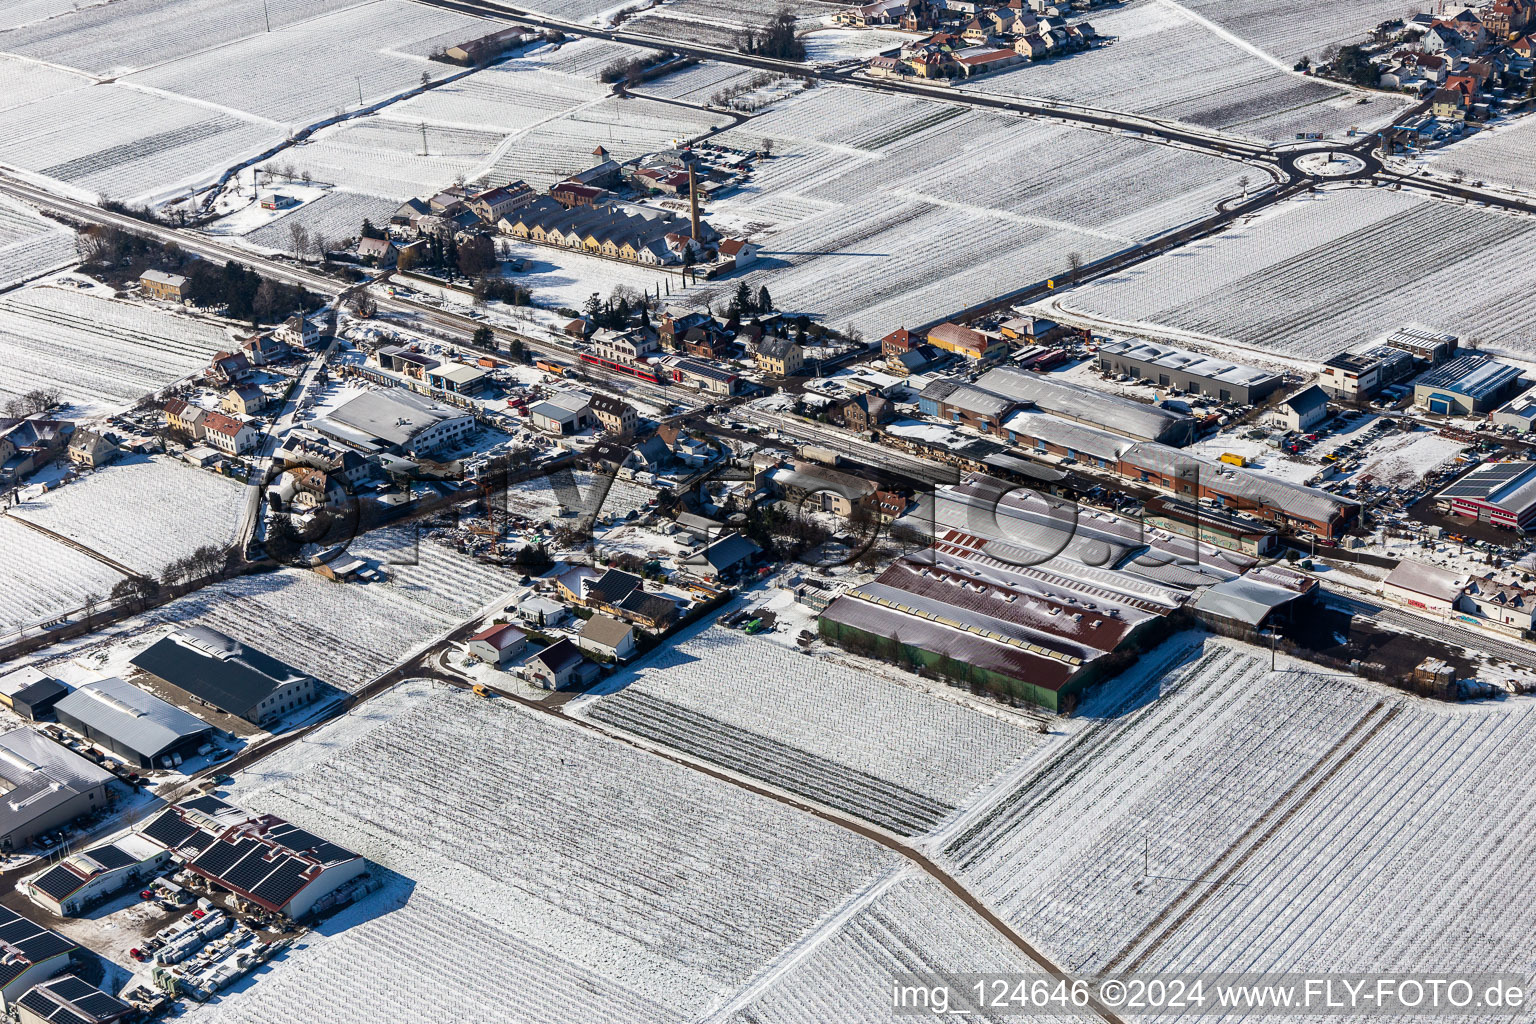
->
288 222 311 261
1237 173 1251 197
1067 251 1084 285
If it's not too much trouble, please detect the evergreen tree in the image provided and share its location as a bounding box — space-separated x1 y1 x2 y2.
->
757 285 773 313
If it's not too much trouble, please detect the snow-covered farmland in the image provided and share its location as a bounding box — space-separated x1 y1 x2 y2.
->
0 83 284 205
625 0 828 47
1426 115 1536 198
575 622 1042 835
958 0 1410 143
124 1 492 128
0 194 76 289
801 28 918 64
1179 0 1421 63
234 190 401 255
696 86 1252 337
0 0 367 77
940 637 1536 992
9 456 243 577
0 284 236 416
0 517 125 636
723 870 1077 1024
1055 188 1536 362
192 682 897 1024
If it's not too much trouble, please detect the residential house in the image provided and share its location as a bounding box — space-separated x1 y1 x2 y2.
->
589 393 637 437
466 183 535 223
357 236 397 267
66 430 118 469
589 327 658 366
241 333 287 366
1431 85 1469 119
523 638 594 690
840 393 891 433
682 531 760 579
516 596 568 630
0 418 73 482
718 238 759 267
1264 385 1330 433
577 614 638 661
139 270 188 302
1460 576 1536 629
210 352 251 384
274 315 320 348
163 399 206 438
466 623 529 667
221 386 266 417
881 327 916 357
201 411 258 455
613 589 678 631
755 337 804 377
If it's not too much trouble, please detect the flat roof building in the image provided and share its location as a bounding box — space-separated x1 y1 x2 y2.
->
53 676 215 769
24 833 170 917
1437 460 1536 531
1320 345 1416 400
974 366 1195 445
1413 354 1524 416
1385 326 1457 364
1097 339 1282 404
0 729 113 853
311 389 474 458
1491 387 1536 433
0 668 67 721
130 626 318 727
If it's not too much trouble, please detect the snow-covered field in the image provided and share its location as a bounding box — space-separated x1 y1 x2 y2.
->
236 190 401 255
1179 0 1424 63
801 28 917 64
722 869 1076 1024
190 682 897 1024
0 283 235 416
1056 188 1536 362
574 620 1043 836
0 516 126 635
939 636 1536 994
1424 115 1536 198
495 237 685 312
623 0 827 47
958 0 1410 143
0 194 75 289
695 86 1251 337
1353 429 1468 489
9 455 243 577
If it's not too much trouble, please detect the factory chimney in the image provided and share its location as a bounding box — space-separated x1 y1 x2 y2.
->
688 160 701 245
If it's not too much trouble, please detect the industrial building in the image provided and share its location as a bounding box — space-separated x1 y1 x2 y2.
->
1490 387 1536 433
1142 495 1279 557
0 729 113 853
1096 339 1282 404
53 676 215 769
1382 559 1467 615
24 833 170 916
311 389 474 458
1001 407 1133 469
138 796 365 920
1319 346 1415 400
1119 442 1360 540
0 908 79 1010
1436 460 1536 531
1385 326 1458 364
0 668 67 721
529 391 593 435
974 366 1195 445
1191 564 1318 640
1413 355 1524 416
15 975 131 1024
130 626 318 728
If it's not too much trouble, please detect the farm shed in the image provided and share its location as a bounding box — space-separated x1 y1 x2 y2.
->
130 626 318 727
53 676 214 769
15 975 131 1024
24 834 170 917
0 729 113 853
0 668 67 721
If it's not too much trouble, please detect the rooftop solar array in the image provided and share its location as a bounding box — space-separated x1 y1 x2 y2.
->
1440 461 1536 499
29 863 88 901
83 844 135 871
0 907 78 988
191 835 314 912
18 974 130 1023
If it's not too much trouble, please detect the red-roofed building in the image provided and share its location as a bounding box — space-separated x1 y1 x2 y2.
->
201 411 257 455
717 238 758 267
466 623 528 666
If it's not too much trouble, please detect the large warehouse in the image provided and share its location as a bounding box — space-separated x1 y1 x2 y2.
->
130 626 318 728
1437 461 1536 531
311 388 473 457
53 677 214 769
0 729 113 853
974 366 1196 445
1413 354 1524 416
1096 339 1282 404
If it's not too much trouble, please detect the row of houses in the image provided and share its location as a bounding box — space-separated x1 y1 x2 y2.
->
853 0 1098 79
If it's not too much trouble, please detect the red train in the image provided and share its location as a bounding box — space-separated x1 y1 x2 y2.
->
579 352 664 385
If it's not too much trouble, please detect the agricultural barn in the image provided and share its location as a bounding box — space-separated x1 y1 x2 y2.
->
1413 355 1524 416
1437 461 1536 531
974 366 1195 445
0 907 79 1009
1381 559 1467 614
1097 339 1282 404
24 834 169 917
130 626 317 727
53 676 215 769
137 796 364 920
0 667 67 721
15 975 131 1024
0 729 113 853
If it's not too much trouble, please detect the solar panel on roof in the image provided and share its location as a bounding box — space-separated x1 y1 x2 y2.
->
224 846 282 892
193 837 247 877
141 808 198 850
0 917 35 943
21 931 75 962
181 794 234 815
30 864 87 901
181 827 217 853
71 988 129 1020
44 977 98 1002
85 844 135 870
250 859 311 908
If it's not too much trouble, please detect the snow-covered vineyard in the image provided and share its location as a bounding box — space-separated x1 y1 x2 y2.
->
574 623 1042 836
0 516 125 637
1055 187 1536 362
194 683 898 1024
9 456 244 576
0 282 236 415
696 86 1250 338
937 637 1536 1005
1420 115 1536 198
0 194 77 290
958 0 1411 143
